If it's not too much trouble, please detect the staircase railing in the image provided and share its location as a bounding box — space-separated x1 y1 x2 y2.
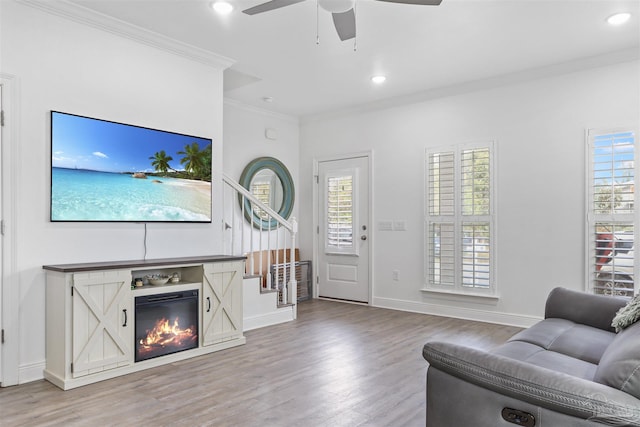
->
222 172 297 313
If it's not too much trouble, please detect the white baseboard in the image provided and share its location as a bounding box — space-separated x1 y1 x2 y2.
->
243 307 294 331
19 360 46 384
372 296 541 328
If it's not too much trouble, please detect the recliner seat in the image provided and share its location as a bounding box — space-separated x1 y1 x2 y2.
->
423 287 640 426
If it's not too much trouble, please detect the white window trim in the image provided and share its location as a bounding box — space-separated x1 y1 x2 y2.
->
585 126 639 297
423 141 498 297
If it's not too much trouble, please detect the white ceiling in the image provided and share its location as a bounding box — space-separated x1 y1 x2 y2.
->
66 0 640 118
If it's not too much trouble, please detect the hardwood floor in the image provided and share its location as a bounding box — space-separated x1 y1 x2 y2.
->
0 299 522 427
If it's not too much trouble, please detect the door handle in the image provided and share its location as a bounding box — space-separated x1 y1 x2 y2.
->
361 235 367 241
206 297 211 312
122 309 127 327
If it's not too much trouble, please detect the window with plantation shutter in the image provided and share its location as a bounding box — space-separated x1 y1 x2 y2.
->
587 128 638 297
325 172 356 254
250 181 271 220
425 143 495 295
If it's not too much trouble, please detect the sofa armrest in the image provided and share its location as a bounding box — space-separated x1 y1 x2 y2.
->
423 341 640 425
545 287 628 332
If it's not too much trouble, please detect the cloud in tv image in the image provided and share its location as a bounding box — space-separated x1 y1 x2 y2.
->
51 111 213 222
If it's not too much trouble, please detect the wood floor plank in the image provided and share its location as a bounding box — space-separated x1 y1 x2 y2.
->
0 299 521 426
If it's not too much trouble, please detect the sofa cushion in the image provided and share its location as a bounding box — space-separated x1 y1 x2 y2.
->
507 318 616 364
493 341 598 380
545 287 628 332
548 324 617 364
594 321 640 400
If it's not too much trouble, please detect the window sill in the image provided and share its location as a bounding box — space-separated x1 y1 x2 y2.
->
420 288 500 301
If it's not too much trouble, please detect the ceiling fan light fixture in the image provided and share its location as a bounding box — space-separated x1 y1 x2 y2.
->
371 75 386 84
318 0 356 14
211 1 234 15
607 12 631 26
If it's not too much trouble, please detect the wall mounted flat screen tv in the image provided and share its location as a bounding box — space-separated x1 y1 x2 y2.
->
51 111 212 222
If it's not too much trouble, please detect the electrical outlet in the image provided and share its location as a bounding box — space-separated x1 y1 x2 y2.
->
392 270 399 281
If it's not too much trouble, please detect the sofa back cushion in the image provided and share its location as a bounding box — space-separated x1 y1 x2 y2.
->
594 321 640 399
545 287 628 332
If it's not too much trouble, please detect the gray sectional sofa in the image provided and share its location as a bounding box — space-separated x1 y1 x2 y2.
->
423 287 640 426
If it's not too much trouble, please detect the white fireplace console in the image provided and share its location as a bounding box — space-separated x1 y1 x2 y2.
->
43 255 246 390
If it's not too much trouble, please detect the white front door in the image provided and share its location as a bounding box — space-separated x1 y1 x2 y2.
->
317 156 370 303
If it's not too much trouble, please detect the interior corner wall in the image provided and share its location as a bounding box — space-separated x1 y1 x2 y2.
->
299 59 640 327
1 1 224 383
222 101 300 252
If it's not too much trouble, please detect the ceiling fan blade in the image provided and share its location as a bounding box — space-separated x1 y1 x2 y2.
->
332 9 356 41
375 0 442 5
243 0 306 15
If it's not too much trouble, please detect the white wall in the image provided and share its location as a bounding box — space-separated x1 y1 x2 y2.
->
299 60 640 326
222 100 300 253
1 1 225 383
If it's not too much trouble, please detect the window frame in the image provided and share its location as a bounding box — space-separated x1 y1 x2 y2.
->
586 126 638 297
423 141 497 297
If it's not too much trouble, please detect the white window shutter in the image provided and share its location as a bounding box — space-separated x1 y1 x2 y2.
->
325 171 357 255
587 128 637 297
425 143 495 295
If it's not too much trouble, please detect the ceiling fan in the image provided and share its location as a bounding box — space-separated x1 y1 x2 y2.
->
242 0 443 42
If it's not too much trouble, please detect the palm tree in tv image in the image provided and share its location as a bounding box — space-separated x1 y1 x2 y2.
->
178 142 211 181
149 150 175 174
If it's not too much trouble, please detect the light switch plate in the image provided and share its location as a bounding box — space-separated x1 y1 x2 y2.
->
393 220 406 231
379 221 393 231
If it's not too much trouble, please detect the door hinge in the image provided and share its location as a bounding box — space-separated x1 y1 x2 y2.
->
317 225 319 234
70 363 74 373
315 175 319 184
0 110 4 127
316 276 319 284
71 286 74 296
1 329 4 344
0 220 5 236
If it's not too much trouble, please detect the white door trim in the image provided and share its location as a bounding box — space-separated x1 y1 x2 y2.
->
0 75 19 386
312 151 373 304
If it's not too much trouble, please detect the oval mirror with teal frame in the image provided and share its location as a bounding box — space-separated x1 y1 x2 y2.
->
239 157 295 229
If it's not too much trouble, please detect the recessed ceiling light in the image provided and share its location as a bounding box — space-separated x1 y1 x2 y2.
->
262 96 274 103
607 12 631 26
211 1 233 15
371 75 386 84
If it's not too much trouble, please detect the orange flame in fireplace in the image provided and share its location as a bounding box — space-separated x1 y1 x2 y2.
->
139 317 197 353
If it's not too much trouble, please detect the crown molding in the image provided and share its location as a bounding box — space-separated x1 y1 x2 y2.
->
17 0 235 69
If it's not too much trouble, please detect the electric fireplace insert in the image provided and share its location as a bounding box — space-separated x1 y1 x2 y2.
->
135 290 199 362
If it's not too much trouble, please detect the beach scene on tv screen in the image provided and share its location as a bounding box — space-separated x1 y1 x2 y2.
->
51 112 212 222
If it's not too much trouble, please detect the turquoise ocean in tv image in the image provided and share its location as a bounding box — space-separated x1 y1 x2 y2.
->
51 167 212 222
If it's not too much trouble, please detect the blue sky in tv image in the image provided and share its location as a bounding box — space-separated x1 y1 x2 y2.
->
51 111 210 174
